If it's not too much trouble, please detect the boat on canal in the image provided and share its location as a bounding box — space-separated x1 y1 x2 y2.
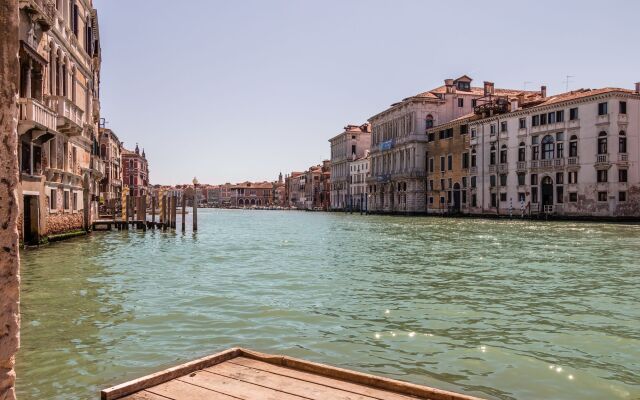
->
101 347 481 400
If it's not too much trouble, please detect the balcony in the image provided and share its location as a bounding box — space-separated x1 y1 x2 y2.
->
498 164 508 174
618 114 628 125
530 160 539 169
567 119 580 130
618 153 629 166
516 161 527 171
489 164 496 174
48 96 84 136
470 166 477 175
18 97 57 133
567 157 579 167
553 159 564 168
19 0 56 31
595 153 611 169
91 156 106 179
595 114 610 126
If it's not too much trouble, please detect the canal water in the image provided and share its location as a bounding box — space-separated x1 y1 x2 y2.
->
17 210 640 399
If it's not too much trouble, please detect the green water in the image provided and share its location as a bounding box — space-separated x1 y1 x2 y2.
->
16 210 640 399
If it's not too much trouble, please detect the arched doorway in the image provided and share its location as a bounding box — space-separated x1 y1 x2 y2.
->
251 199 256 206
238 199 244 207
541 176 553 208
452 183 461 212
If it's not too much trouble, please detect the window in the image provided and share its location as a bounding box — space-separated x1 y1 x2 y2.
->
556 142 564 158
499 174 507 186
518 173 525 185
440 156 445 171
490 145 496 165
569 192 578 202
540 113 547 125
471 150 477 167
428 133 435 142
548 112 556 124
531 174 538 185
519 118 526 129
556 132 564 141
500 193 507 202
569 107 578 120
568 171 578 184
532 115 539 127
440 196 445 205
532 146 539 160
619 191 627 202
429 158 434 173
448 178 452 189
471 176 477 188
490 124 496 135
500 145 507 164
440 179 445 190
50 189 57 210
462 177 467 188
518 143 526 162
518 192 526 202
491 193 497 207
531 187 538 203
472 99 477 107
63 191 70 210
447 155 453 170
556 110 564 122
429 196 434 204
556 186 564 203
490 175 496 187
597 169 608 183
439 130 445 140
462 152 469 169
429 180 434 191
471 128 476 138
532 136 539 145
598 132 607 154
554 172 563 185
619 131 627 153
569 135 578 157
598 191 608 202
541 135 554 160
620 101 627 114
457 81 470 91
472 193 477 207
619 169 627 183
72 192 78 211
425 115 434 129
458 98 464 107
598 102 608 116
460 124 468 135
500 121 507 132
462 190 467 204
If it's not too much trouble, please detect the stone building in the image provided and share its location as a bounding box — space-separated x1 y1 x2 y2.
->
16 0 103 244
122 144 149 197
469 84 640 218
349 151 370 211
285 171 304 208
329 123 371 210
98 126 122 205
231 181 273 207
367 76 526 214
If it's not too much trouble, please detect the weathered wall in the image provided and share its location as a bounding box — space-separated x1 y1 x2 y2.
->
46 213 83 235
0 1 21 399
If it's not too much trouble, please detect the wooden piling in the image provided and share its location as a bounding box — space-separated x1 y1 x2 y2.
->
193 193 198 231
181 194 186 232
173 195 178 229
161 195 167 230
141 195 147 230
151 196 156 224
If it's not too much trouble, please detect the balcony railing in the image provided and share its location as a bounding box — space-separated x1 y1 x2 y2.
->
489 164 496 174
18 97 57 132
48 96 84 136
516 161 527 171
596 154 609 164
618 153 628 162
91 156 105 178
530 160 539 169
554 159 564 167
470 166 477 175
498 164 508 174
567 157 579 166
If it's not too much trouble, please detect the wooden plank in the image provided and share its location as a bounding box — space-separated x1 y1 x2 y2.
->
147 379 239 400
238 349 481 400
120 391 173 400
206 361 385 400
227 358 418 400
101 348 242 400
178 369 307 400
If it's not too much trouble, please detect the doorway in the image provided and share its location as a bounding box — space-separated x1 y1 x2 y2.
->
541 176 554 208
452 183 461 213
23 195 40 245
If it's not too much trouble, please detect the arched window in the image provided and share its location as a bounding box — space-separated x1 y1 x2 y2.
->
490 145 496 165
541 135 554 160
500 144 508 164
518 142 526 162
569 135 578 157
598 131 607 155
425 114 434 129
619 131 627 153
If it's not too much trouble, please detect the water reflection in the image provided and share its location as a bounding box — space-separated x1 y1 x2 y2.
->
16 210 640 400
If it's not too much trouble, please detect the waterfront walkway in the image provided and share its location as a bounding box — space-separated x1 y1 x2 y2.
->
102 348 480 400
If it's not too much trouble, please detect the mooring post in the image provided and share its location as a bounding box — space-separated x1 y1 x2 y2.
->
181 193 186 232
151 196 156 226
141 195 147 230
193 193 198 231
171 195 176 229
167 195 172 229
161 195 167 230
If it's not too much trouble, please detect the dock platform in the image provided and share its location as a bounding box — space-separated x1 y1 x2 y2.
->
101 347 481 400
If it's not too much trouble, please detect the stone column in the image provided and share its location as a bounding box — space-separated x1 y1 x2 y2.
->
0 1 21 399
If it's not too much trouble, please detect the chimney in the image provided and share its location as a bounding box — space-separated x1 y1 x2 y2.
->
541 85 547 98
445 79 455 94
510 99 519 112
483 81 494 96
635 82 640 94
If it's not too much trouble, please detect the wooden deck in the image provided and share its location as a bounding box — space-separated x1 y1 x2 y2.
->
102 348 482 400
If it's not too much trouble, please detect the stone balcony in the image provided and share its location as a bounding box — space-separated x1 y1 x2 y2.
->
18 97 57 134
618 114 628 125
595 154 611 169
595 114 610 126
617 153 629 166
516 161 527 172
48 96 84 136
19 0 56 31
92 156 106 179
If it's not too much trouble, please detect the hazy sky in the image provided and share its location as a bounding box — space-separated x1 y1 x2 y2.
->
94 0 640 185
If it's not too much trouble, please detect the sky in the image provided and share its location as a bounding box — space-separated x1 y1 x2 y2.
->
94 0 640 185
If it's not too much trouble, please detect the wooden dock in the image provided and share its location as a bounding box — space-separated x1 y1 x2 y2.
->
101 348 482 400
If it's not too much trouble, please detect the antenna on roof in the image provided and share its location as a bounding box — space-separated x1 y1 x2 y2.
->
564 75 575 92
523 81 532 91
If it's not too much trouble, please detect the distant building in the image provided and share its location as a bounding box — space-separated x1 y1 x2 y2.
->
329 123 371 210
349 152 370 211
122 144 149 196
231 181 273 207
98 127 123 204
